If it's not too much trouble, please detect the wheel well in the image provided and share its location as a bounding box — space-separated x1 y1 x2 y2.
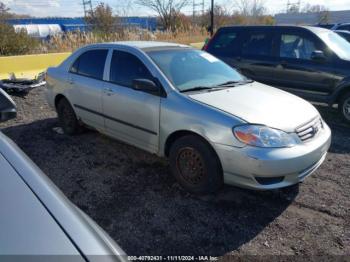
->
336 87 350 104
164 130 215 157
54 94 66 109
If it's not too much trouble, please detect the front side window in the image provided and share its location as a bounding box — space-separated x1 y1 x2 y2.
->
242 32 272 56
279 34 317 60
70 49 108 80
147 49 246 92
110 51 153 87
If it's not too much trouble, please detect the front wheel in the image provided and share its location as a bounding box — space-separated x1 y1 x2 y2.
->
169 135 223 194
339 92 350 124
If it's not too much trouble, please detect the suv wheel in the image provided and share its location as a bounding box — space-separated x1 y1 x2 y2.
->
56 98 83 135
339 92 350 123
169 135 223 194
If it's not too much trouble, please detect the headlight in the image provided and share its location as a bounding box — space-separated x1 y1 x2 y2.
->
233 125 298 148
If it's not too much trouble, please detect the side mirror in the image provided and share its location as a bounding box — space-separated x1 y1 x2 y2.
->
311 50 326 61
132 79 160 94
0 88 17 122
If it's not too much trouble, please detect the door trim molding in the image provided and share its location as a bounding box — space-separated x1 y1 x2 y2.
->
74 104 158 135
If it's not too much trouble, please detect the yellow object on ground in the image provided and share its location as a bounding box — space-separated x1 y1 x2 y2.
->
190 42 204 49
0 52 71 80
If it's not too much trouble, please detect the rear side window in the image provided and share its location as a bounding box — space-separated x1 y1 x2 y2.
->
208 30 240 56
70 49 108 80
109 51 153 87
337 25 350 31
279 34 317 60
242 32 272 56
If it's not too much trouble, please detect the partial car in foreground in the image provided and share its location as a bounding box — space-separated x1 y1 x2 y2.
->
204 25 350 123
46 42 331 193
0 88 125 261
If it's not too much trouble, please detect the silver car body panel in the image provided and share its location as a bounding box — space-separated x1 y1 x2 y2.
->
0 153 81 256
46 41 332 190
0 132 125 260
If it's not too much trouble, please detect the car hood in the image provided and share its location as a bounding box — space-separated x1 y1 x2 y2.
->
188 82 319 132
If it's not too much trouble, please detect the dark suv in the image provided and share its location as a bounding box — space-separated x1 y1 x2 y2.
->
204 26 350 122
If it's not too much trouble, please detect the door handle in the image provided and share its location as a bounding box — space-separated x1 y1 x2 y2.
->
104 87 114 96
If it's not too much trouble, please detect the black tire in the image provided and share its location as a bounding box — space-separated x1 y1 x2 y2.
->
339 91 350 124
56 98 83 135
169 135 223 194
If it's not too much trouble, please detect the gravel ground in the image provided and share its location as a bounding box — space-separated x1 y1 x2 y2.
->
1 87 349 259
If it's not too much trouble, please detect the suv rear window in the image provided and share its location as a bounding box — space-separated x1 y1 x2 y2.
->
242 32 272 56
70 49 108 80
208 30 240 56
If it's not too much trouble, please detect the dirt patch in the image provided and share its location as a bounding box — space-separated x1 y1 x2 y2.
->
1 87 349 257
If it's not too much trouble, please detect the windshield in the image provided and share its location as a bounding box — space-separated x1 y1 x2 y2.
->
318 31 350 60
147 49 246 92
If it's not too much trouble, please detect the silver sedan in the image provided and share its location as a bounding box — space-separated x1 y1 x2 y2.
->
46 41 331 193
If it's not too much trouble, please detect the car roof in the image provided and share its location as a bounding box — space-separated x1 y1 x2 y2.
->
218 25 330 34
86 41 190 50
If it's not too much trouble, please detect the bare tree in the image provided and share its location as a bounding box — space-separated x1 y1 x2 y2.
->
302 4 328 13
85 3 117 35
135 0 189 31
302 4 330 24
232 0 267 24
233 0 266 17
0 1 10 20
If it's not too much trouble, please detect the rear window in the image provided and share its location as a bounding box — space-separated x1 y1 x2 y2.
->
70 49 108 80
208 30 240 56
242 32 272 57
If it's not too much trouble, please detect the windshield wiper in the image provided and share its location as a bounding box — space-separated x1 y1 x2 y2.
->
180 86 214 93
218 79 254 87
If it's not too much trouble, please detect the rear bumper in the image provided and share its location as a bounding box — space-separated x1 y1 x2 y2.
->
214 123 332 190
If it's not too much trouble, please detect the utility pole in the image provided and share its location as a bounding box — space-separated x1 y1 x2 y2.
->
210 0 214 36
82 0 93 17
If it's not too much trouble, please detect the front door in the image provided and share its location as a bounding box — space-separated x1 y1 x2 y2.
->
274 28 336 95
102 50 160 153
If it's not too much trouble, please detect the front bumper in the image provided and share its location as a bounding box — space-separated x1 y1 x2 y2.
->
214 123 332 190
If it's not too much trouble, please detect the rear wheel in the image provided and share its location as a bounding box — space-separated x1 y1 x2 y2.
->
339 92 350 124
169 135 223 194
56 98 83 135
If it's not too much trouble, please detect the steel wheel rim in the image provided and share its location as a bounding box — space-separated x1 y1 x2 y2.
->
343 97 350 120
176 147 206 185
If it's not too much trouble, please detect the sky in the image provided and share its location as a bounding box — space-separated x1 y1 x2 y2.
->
2 0 350 18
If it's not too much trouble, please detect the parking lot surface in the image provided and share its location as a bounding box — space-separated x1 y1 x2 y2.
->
1 87 349 258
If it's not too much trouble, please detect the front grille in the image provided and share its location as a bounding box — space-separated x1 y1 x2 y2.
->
296 117 323 142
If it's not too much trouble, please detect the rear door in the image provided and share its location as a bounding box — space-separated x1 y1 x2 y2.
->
237 28 280 86
102 49 160 153
68 49 108 129
206 27 242 67
274 28 336 95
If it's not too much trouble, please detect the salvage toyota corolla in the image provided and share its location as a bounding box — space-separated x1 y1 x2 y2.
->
46 41 331 193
